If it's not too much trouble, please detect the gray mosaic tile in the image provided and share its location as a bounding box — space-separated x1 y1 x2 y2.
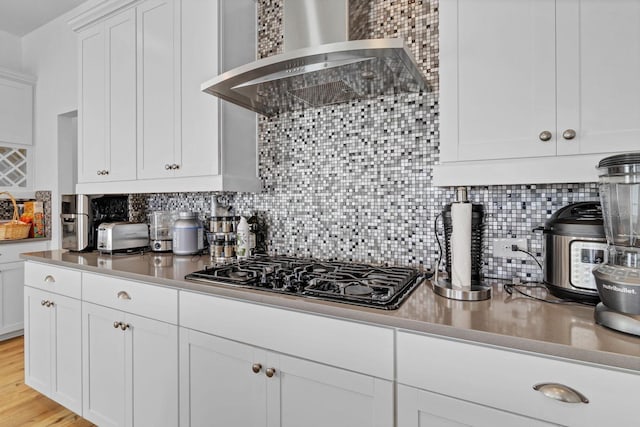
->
129 0 603 284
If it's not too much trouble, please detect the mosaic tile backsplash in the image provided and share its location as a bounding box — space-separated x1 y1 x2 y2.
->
134 0 602 283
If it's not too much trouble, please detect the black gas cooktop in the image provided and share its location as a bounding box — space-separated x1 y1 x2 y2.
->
185 255 429 310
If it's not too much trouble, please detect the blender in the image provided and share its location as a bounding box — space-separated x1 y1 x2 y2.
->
593 152 640 336
149 211 173 252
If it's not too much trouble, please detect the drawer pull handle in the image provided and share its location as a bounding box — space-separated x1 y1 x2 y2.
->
117 291 131 300
252 363 262 374
533 383 589 404
265 368 276 378
44 275 55 283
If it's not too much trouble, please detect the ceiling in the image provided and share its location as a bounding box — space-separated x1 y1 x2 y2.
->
0 0 88 37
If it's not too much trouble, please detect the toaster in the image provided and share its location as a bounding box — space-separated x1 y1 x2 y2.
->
97 222 149 254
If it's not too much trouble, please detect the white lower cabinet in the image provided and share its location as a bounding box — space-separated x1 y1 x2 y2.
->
397 384 556 427
0 262 24 337
23 285 82 414
179 327 393 427
82 301 178 427
397 331 640 427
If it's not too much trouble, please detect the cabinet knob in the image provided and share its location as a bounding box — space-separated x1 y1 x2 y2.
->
97 170 101 175
172 164 180 170
104 170 109 175
533 383 589 404
252 363 262 374
120 323 130 331
47 301 54 307
113 321 121 329
538 131 552 142
117 291 131 300
562 129 576 140
165 164 171 170
41 300 47 306
265 368 276 378
44 275 55 283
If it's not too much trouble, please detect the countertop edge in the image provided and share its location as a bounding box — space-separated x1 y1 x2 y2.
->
22 253 640 373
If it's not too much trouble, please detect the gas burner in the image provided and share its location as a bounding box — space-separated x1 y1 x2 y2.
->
344 284 373 296
185 255 430 310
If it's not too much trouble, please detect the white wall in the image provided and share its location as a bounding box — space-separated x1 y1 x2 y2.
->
0 29 22 70
20 0 101 247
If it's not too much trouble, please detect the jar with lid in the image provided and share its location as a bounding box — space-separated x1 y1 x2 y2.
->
224 236 236 258
173 212 204 255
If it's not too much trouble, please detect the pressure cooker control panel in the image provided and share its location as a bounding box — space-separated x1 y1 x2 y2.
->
570 240 608 290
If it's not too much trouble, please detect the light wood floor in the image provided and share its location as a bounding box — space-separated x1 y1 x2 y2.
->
0 336 95 427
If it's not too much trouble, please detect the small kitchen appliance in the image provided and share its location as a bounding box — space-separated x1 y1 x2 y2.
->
539 202 607 303
593 153 640 336
97 222 149 254
149 211 173 252
185 255 428 310
61 194 129 251
434 187 490 301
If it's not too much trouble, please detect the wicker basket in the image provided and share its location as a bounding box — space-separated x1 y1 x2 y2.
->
0 192 31 240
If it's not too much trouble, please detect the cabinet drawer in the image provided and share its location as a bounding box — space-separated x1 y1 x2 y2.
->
82 272 177 324
397 331 640 426
24 262 81 298
180 291 394 380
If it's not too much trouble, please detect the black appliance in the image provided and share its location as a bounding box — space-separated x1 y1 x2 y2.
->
185 255 429 310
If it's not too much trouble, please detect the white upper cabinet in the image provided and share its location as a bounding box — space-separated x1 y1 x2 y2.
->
0 69 34 146
78 9 137 183
71 0 260 193
435 0 640 186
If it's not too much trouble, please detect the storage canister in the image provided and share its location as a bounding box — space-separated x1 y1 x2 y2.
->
173 212 203 255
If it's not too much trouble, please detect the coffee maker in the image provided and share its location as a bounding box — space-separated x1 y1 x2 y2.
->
593 153 640 336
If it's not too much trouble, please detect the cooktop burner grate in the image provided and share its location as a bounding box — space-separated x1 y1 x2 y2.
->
185 255 430 310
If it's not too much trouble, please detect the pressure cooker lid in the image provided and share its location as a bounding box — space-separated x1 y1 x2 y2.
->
598 152 640 175
543 201 604 238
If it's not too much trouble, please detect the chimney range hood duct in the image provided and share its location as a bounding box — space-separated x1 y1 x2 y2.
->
201 0 430 117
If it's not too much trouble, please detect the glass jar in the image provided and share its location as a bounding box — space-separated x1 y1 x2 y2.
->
224 236 236 258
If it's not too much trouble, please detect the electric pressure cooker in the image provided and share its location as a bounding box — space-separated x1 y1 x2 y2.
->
540 201 607 303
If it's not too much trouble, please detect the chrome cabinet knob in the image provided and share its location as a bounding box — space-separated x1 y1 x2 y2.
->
172 164 180 170
533 383 589 404
44 275 55 283
265 368 276 378
117 291 131 300
41 300 47 306
562 129 576 140
165 164 171 170
97 170 101 175
252 363 262 374
538 131 552 142
113 321 121 329
47 301 54 307
104 170 109 175
120 323 130 331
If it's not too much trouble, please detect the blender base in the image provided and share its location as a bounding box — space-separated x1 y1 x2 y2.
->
595 303 640 337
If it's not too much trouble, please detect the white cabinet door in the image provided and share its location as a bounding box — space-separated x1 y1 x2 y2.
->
136 0 180 179
104 9 137 181
131 312 178 427
24 286 52 394
78 25 107 182
83 302 127 427
0 261 24 336
83 301 178 427
440 0 557 162
0 77 33 145
397 385 557 427
49 292 83 414
23 286 82 414
179 328 266 427
556 0 640 156
178 0 219 178
267 352 394 427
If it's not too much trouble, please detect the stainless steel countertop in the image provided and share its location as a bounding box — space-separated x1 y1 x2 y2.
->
22 250 640 372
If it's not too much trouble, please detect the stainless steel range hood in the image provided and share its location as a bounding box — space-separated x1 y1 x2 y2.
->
201 0 429 117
